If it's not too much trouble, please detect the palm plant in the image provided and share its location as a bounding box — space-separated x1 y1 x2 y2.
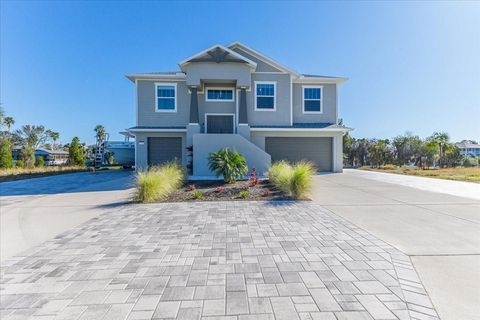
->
3 117 14 132
208 148 248 183
49 131 60 150
94 125 106 144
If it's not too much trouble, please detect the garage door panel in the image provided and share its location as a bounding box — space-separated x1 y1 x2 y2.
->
148 137 182 166
265 137 332 171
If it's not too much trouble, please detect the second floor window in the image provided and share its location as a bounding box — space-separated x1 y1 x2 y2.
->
255 82 276 110
303 86 322 113
156 83 176 112
206 88 234 101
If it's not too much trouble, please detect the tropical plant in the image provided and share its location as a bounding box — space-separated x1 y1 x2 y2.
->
68 137 86 166
48 131 60 149
430 132 450 167
20 145 35 168
239 190 249 199
248 167 259 186
208 148 248 183
35 156 45 167
3 117 14 132
193 190 203 200
94 125 106 144
0 139 13 168
15 159 25 168
135 162 184 202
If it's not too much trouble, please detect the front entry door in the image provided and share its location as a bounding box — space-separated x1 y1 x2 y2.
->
206 114 234 134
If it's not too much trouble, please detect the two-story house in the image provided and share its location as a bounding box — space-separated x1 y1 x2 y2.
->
126 42 351 176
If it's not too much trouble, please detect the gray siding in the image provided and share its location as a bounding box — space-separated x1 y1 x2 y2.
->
292 83 337 124
198 84 237 131
184 62 251 87
247 73 291 126
137 80 189 127
231 47 283 73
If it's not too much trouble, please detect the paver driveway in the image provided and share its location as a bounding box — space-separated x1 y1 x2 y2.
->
0 201 438 320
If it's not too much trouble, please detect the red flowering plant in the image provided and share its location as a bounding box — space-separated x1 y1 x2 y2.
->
216 186 226 193
248 167 259 187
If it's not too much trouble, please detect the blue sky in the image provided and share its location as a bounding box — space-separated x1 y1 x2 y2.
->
1 1 479 145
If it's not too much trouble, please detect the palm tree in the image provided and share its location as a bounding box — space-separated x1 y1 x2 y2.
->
94 125 106 145
3 117 14 132
49 131 60 150
430 132 449 167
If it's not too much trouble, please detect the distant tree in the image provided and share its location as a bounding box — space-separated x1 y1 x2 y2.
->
0 139 13 168
15 159 25 168
94 125 106 144
68 137 85 166
16 125 50 148
20 145 35 168
444 145 462 167
367 139 392 168
3 117 14 132
430 132 450 167
35 156 45 167
48 130 60 150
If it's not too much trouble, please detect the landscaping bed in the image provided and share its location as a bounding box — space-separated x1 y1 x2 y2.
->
162 180 290 202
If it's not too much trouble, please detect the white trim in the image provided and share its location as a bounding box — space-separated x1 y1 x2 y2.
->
126 73 186 82
227 41 300 76
250 127 352 132
238 123 249 126
293 77 347 84
204 113 236 134
253 71 288 74
179 44 257 69
135 79 138 125
188 123 200 126
128 128 187 133
205 87 235 102
254 81 276 112
235 89 239 126
302 85 323 114
289 74 293 126
155 82 177 113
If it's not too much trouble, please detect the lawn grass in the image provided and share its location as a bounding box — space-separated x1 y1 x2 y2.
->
0 166 92 182
361 166 480 183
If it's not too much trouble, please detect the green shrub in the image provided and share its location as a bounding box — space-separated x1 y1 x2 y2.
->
134 161 184 203
268 161 293 191
193 190 203 200
20 145 35 168
268 160 315 199
0 139 13 169
208 148 248 183
239 190 249 199
289 161 315 199
15 159 25 168
35 156 45 167
463 157 478 167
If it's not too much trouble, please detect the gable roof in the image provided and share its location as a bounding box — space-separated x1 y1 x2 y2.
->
179 44 257 70
227 41 300 76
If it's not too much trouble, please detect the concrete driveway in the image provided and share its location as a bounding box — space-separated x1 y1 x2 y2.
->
0 170 135 262
311 169 480 320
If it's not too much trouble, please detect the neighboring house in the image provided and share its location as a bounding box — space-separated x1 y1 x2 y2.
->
455 140 480 158
12 147 69 166
126 42 352 176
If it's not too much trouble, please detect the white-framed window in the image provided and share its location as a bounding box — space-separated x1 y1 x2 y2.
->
302 85 322 113
206 88 235 102
155 83 177 112
255 81 276 111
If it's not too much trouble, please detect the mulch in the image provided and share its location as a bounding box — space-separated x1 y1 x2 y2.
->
162 180 293 202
